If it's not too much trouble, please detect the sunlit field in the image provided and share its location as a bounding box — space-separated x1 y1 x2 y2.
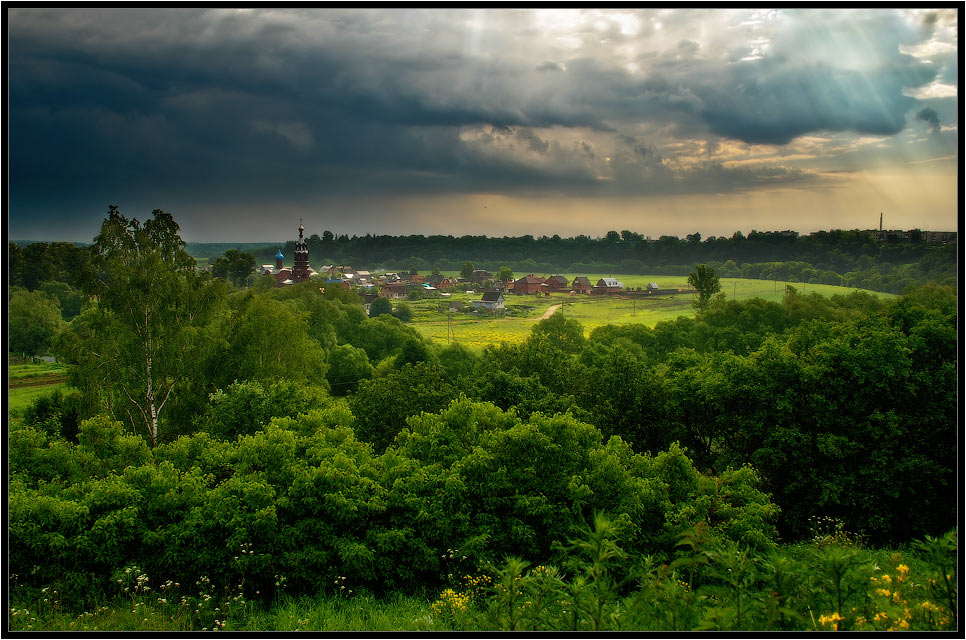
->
409 276 894 350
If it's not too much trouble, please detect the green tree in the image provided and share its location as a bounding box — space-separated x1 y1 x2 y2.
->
218 293 327 386
369 296 392 318
498 265 514 281
460 261 475 280
531 311 586 354
211 249 256 286
392 303 413 322
40 280 87 320
8 289 65 356
194 379 328 439
326 343 373 395
71 206 225 446
688 264 722 311
348 361 457 450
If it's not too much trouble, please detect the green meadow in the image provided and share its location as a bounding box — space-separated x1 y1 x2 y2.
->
7 362 69 418
408 275 892 350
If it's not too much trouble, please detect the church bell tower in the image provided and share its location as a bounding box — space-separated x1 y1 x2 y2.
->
293 220 310 282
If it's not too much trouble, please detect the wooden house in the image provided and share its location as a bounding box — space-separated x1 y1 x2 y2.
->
545 275 570 292
571 276 592 294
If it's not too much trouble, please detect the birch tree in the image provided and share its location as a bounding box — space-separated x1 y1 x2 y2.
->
78 206 223 446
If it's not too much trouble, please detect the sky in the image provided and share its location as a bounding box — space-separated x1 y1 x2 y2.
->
6 7 960 243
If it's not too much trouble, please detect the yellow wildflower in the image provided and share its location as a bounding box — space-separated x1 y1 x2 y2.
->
896 564 909 575
875 588 891 597
819 612 845 629
881 574 892 585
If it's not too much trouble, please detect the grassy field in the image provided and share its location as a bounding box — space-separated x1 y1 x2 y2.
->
408 275 893 351
7 361 70 418
9 362 68 381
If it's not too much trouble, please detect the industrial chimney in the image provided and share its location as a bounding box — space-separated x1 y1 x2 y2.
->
880 212 883 231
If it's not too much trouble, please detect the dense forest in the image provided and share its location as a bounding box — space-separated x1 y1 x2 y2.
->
7 208 959 631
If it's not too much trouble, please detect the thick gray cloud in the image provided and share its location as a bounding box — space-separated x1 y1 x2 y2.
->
915 107 941 133
6 8 958 240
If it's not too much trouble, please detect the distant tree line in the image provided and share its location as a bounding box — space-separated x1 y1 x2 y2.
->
263 228 954 294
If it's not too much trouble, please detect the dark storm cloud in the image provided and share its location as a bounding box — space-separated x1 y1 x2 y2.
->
6 8 955 240
536 61 565 72
915 108 941 134
659 11 940 145
692 60 926 145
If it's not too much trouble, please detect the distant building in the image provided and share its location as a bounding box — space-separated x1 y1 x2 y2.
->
863 227 957 245
292 221 311 282
545 275 570 292
471 269 493 283
923 230 957 244
571 276 592 294
472 291 505 311
514 274 544 295
259 224 315 287
380 283 407 299
592 277 623 295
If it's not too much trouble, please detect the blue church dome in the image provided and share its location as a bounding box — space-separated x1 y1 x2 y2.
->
275 249 284 260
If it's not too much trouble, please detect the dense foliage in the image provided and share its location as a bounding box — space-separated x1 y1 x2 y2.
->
8 208 958 630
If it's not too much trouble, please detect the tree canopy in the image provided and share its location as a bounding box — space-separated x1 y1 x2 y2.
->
688 263 722 311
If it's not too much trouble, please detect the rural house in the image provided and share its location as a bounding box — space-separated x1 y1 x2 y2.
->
592 277 623 294
513 274 544 295
471 269 493 283
571 276 592 294
380 283 407 299
545 275 570 292
472 291 505 311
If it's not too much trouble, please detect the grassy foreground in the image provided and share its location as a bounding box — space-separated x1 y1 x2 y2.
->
9 530 956 632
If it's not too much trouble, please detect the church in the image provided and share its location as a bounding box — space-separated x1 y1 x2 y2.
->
260 221 316 286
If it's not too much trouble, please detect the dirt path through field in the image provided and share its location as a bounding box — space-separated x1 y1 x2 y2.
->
538 304 562 320
9 375 67 389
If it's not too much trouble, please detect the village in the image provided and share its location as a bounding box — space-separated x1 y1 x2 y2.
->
253 222 695 316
